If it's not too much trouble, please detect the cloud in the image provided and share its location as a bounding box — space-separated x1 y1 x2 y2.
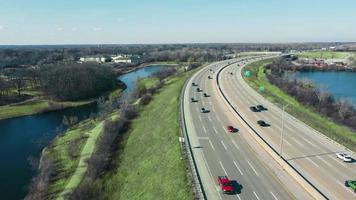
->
57 27 64 31
0 25 6 30
71 27 77 31
93 27 102 31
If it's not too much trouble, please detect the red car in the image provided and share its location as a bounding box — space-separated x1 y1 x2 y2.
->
227 126 237 133
217 176 234 193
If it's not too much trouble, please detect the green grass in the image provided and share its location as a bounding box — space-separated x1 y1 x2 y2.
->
243 60 356 152
43 119 94 198
98 71 195 200
0 98 92 121
297 51 348 59
42 113 118 199
138 77 160 89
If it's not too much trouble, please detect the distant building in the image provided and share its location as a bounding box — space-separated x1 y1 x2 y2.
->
110 54 141 64
79 56 107 63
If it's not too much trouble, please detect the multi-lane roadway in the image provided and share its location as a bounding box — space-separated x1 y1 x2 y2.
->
182 56 356 199
183 57 312 200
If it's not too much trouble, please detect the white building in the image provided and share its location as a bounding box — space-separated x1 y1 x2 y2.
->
111 55 132 63
79 56 107 63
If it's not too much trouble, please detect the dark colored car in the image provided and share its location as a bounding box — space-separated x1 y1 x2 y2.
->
256 105 267 111
218 176 234 194
203 93 209 97
230 72 233 75
201 108 209 113
257 120 269 127
208 75 212 79
191 98 197 103
192 82 197 86
227 126 238 133
250 106 259 112
196 87 202 92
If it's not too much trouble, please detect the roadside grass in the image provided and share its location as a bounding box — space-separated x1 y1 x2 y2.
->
98 70 194 200
297 51 348 59
243 60 356 152
0 98 92 121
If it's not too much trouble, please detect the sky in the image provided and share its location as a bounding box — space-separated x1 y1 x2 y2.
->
0 0 355 45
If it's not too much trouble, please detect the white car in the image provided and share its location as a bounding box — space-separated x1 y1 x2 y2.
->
336 153 352 162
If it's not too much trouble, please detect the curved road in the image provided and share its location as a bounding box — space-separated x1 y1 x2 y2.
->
183 57 313 200
218 59 356 199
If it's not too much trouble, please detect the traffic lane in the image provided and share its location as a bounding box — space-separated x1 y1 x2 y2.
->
221 62 356 198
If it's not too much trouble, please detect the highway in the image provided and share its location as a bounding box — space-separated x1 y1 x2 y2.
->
217 59 356 199
182 57 313 200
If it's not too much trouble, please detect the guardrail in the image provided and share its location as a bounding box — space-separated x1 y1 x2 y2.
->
215 58 329 200
179 75 207 200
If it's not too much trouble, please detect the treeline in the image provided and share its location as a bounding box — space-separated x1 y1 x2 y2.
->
266 59 356 131
0 43 348 68
41 64 117 101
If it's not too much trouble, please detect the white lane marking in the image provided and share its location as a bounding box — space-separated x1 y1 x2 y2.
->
270 191 279 200
236 194 242 200
209 140 215 151
318 157 333 168
232 140 240 150
233 161 243 175
219 161 228 175
306 157 320 168
198 115 203 122
253 191 261 200
207 115 212 122
221 141 228 151
283 139 292 146
213 127 218 135
216 115 223 124
247 161 259 176
202 126 207 134
291 137 303 147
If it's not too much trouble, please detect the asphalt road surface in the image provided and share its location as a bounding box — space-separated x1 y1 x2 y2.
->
217 59 356 199
183 57 315 200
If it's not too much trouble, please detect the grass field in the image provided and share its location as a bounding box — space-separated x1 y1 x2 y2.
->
138 77 160 89
0 98 92 121
243 60 356 152
42 119 94 198
98 71 195 200
297 51 349 59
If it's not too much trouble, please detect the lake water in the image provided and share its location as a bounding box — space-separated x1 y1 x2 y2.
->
0 65 164 200
288 71 356 105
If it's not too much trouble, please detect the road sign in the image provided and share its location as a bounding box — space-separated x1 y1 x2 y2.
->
243 70 251 77
259 85 265 92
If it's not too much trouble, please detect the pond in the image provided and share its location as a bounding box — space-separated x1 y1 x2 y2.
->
288 71 356 105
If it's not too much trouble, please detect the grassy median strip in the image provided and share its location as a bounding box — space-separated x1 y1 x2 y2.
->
243 60 356 152
99 71 194 200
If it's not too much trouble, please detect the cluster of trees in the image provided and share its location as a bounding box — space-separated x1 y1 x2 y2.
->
266 59 356 131
40 63 117 101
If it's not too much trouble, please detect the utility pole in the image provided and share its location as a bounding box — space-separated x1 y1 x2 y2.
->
280 104 289 158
